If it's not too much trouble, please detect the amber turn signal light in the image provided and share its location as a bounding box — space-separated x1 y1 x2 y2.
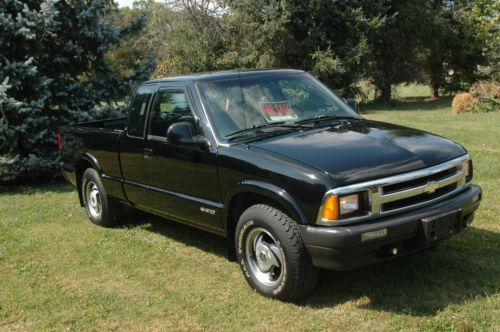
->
322 195 339 221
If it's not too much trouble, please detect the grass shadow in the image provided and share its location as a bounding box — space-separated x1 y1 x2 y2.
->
120 209 227 258
301 227 500 316
0 180 74 196
119 209 499 317
361 96 453 113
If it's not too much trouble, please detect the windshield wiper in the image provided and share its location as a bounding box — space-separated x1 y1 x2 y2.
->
295 115 358 125
226 115 358 141
225 122 306 140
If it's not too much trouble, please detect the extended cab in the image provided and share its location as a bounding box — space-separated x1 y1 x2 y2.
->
60 69 482 301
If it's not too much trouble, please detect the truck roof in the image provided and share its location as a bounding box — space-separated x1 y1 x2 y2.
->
143 69 305 85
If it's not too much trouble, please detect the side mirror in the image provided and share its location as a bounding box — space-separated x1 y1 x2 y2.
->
345 98 359 113
166 122 208 147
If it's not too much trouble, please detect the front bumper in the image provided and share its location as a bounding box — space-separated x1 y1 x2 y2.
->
299 185 482 271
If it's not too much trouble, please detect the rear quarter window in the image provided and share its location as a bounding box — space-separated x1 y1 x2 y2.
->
127 85 155 137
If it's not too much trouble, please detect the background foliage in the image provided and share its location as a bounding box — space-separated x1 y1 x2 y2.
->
0 0 498 182
0 0 154 182
135 0 498 99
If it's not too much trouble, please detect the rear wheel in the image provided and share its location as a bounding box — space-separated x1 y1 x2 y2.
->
235 204 318 301
81 168 122 227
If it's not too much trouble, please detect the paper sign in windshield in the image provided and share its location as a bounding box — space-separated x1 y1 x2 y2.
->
259 101 297 122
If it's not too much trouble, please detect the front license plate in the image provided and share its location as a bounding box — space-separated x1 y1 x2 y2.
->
420 209 462 244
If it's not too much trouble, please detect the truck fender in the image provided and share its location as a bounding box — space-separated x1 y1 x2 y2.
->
80 152 103 175
222 180 308 227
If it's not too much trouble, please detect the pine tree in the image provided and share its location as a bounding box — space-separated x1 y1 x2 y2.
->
223 0 386 97
0 0 154 182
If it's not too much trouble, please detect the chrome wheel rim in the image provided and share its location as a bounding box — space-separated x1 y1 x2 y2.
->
85 181 102 219
245 227 284 287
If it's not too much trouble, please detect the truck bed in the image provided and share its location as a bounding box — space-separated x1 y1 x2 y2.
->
59 117 127 194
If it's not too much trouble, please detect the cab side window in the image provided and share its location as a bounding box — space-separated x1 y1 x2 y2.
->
128 86 154 137
149 90 195 137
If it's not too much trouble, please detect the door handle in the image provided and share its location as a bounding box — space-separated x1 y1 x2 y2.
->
144 148 153 159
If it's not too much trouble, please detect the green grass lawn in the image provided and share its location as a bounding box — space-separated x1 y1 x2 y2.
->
1 90 499 331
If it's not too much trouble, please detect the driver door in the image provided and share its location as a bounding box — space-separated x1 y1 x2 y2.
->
142 85 222 233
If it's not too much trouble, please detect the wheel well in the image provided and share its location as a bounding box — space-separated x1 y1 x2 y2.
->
75 159 93 206
225 192 286 261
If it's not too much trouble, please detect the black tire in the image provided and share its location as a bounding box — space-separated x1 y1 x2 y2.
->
81 168 122 227
235 204 319 301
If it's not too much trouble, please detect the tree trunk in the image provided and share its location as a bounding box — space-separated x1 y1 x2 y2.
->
379 82 392 102
429 82 440 99
428 55 442 100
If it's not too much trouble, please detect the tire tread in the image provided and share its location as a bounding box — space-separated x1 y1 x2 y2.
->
237 204 318 301
81 168 122 227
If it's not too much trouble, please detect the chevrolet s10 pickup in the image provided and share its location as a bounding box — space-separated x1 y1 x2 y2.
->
60 69 482 301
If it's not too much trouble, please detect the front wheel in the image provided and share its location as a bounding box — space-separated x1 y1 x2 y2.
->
81 168 122 227
235 204 318 301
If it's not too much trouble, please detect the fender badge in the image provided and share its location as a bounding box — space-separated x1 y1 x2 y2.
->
200 207 216 215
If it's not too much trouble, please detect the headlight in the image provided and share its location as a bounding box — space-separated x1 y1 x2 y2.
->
320 192 367 223
464 159 473 182
339 194 359 215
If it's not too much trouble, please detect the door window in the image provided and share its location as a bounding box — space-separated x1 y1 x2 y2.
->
128 85 154 137
149 90 195 137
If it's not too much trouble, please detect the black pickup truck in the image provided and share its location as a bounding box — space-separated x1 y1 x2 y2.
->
60 69 482 301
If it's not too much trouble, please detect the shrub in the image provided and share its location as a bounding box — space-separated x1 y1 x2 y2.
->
452 80 499 114
467 97 499 113
468 80 500 113
470 80 500 99
452 93 479 114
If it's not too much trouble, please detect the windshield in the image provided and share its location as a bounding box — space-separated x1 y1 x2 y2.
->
197 72 360 141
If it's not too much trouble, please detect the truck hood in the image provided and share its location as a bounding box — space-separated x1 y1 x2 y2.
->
250 120 466 186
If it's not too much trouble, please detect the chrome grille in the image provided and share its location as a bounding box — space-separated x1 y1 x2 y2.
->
317 154 471 226
381 182 458 212
375 165 465 213
381 167 457 195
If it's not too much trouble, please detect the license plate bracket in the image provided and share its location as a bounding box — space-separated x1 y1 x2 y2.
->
420 209 462 245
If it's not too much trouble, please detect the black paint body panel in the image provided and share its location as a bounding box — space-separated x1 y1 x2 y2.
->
251 120 466 186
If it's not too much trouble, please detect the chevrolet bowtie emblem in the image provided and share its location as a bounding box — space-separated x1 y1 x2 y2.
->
424 181 439 194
